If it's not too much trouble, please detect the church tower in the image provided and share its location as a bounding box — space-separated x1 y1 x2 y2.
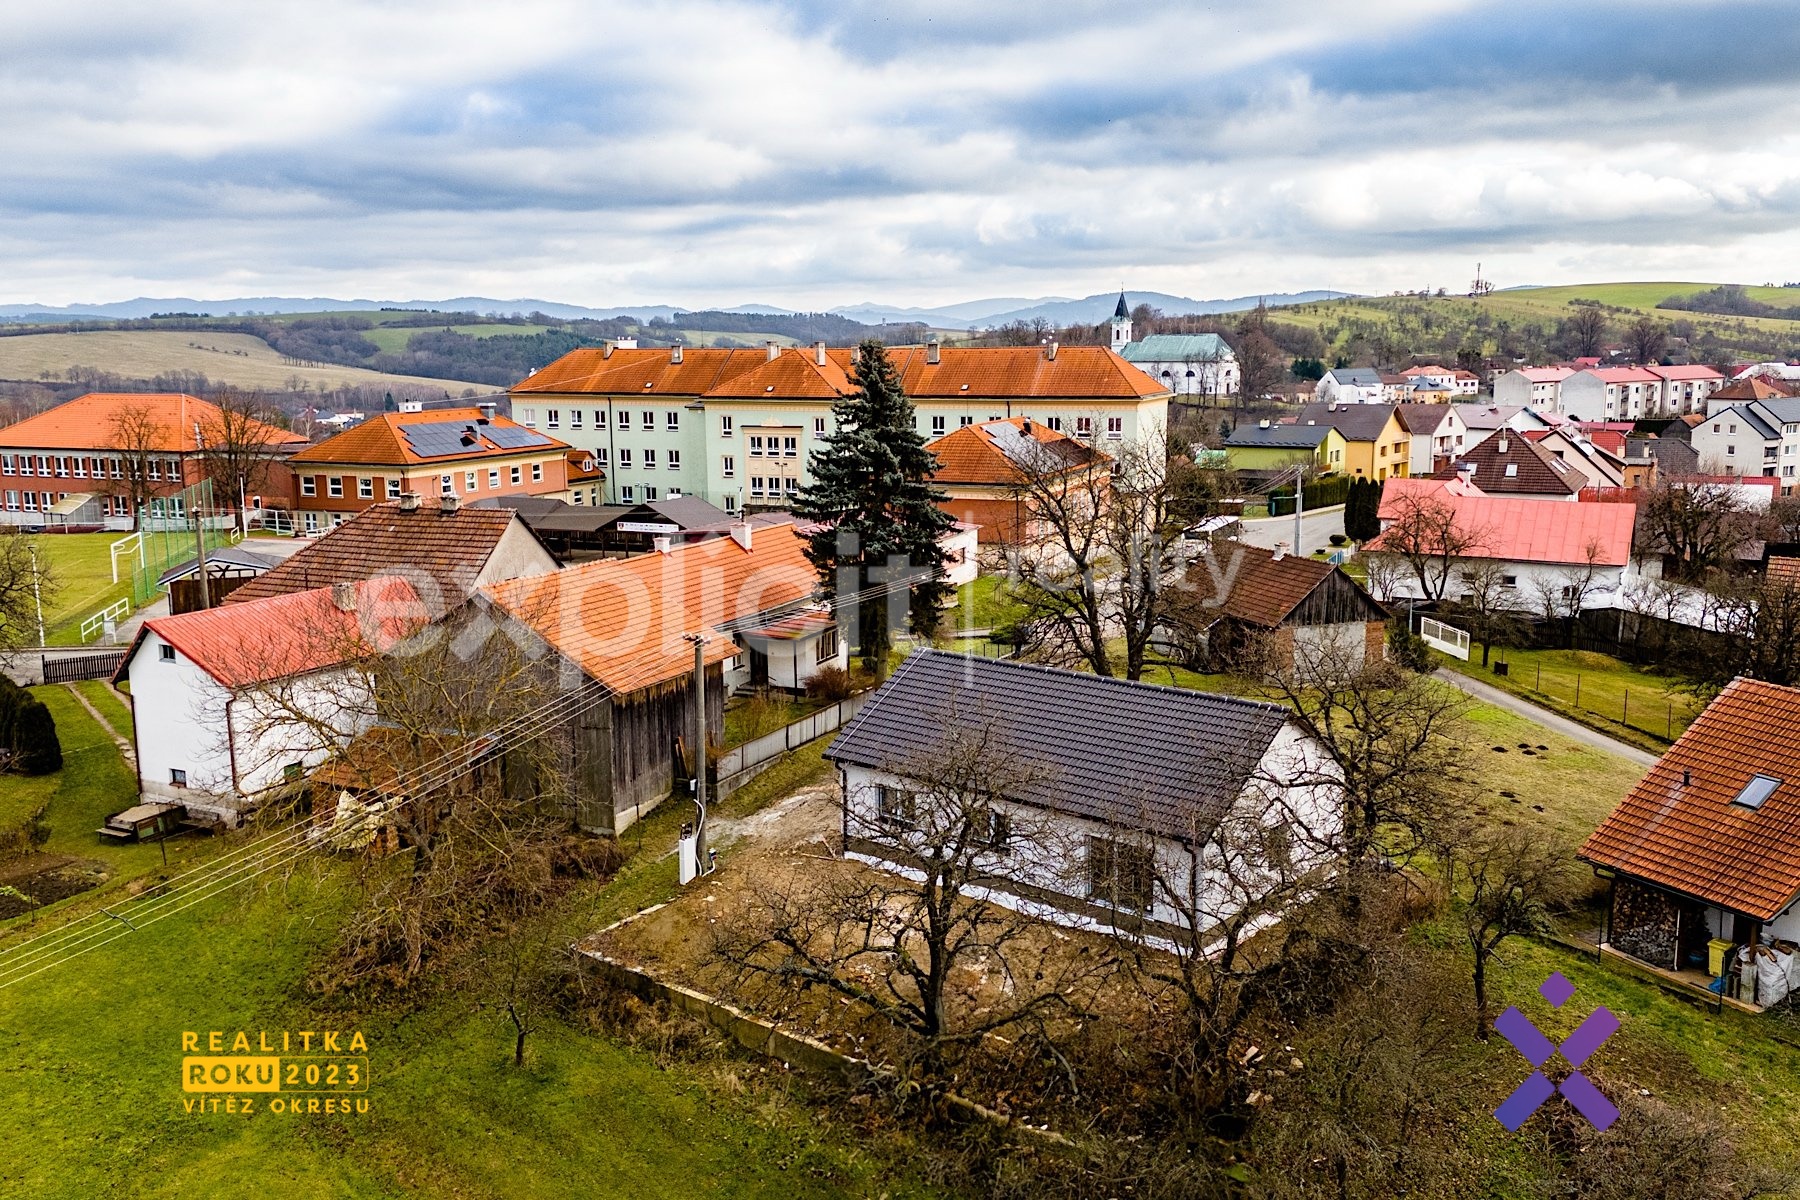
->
1110 290 1132 350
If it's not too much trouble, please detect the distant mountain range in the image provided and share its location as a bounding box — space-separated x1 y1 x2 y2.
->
0 288 1354 328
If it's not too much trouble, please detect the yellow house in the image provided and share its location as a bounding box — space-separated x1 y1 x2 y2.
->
1294 402 1410 481
1223 420 1348 476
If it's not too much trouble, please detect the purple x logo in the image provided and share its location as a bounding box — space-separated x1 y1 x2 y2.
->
1493 971 1620 1131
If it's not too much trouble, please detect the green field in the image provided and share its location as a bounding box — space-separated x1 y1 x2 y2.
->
1440 646 1702 752
360 324 557 354
28 533 131 646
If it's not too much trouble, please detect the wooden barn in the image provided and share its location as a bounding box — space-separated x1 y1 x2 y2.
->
481 519 819 834
1157 542 1390 674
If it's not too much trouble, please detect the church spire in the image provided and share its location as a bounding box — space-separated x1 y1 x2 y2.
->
1110 289 1132 350
1113 289 1129 320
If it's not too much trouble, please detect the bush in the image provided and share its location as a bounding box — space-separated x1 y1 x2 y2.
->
1386 619 1434 673
804 664 854 703
0 679 59 776
1329 533 1349 547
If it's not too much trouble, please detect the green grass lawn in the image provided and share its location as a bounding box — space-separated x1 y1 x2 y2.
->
360 324 556 353
26 533 133 645
948 574 1023 634
1440 646 1701 752
72 680 133 740
0 725 935 1200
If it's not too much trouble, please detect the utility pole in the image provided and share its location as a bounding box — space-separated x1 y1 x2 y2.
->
680 632 709 883
191 423 210 610
1293 467 1304 557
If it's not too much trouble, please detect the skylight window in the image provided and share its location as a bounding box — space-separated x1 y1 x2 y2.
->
1733 774 1782 810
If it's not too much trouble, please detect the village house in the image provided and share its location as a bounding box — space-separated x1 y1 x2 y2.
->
1646 364 1727 414
1432 430 1588 500
1314 367 1385 405
1393 404 1469 476
924 416 1111 546
1370 477 1646 609
1223 422 1344 477
1558 367 1666 422
511 339 1170 513
1689 395 1800 492
224 494 560 615
0 391 303 528
286 402 586 532
1295 402 1411 480
1457 404 1553 451
114 577 427 825
1580 678 1800 1010
479 519 830 834
1156 542 1389 674
825 649 1341 936
1492 367 1575 412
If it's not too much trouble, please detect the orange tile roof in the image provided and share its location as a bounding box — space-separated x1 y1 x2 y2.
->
290 407 569 467
0 392 304 453
1768 557 1800 586
481 521 818 695
926 417 1108 486
125 577 427 688
513 345 1169 401
1581 679 1800 920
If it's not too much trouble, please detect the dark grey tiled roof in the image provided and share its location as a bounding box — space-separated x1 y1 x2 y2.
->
826 649 1289 840
1226 423 1332 449
1296 401 1398 442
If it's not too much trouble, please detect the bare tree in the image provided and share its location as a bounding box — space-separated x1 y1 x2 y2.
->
1685 572 1800 691
1531 539 1607 647
710 721 1113 1076
1358 549 1408 604
1449 557 1523 666
198 387 289 532
1453 824 1571 1039
0 531 53 653
109 401 170 531
1373 491 1491 601
1624 316 1668 365
1566 306 1609 358
1635 479 1762 582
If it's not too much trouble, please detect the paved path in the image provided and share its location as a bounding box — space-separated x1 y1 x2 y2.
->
1237 503 1346 557
1434 668 1657 768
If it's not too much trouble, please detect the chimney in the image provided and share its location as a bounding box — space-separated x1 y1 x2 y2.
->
476 401 496 422
765 340 780 362
396 491 421 511
1681 767 1692 788
1259 419 1271 429
731 520 753 552
653 534 673 554
814 340 826 366
926 338 940 366
331 582 357 612
1272 542 1288 562
1497 437 1509 454
439 494 459 514
1021 416 1032 433
671 342 683 364
1045 341 1059 361
602 341 615 360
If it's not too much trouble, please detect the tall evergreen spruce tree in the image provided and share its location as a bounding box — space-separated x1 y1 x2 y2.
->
796 339 953 675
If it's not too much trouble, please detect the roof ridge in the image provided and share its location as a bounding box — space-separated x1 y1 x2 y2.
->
908 647 1289 715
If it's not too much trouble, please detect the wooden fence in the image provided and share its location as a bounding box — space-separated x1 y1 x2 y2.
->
41 652 126 685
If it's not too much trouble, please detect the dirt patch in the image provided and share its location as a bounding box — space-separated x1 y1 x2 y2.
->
0 855 110 918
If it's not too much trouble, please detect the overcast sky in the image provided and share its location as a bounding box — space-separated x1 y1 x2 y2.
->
3 1 1798 310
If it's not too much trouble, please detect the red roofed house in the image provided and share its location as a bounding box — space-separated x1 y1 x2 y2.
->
0 392 304 529
287 402 587 533
1432 429 1589 499
115 577 427 823
924 415 1112 546
481 519 834 832
1646 364 1727 415
1492 367 1575 412
1368 477 1649 609
1581 679 1800 1009
510 339 1169 513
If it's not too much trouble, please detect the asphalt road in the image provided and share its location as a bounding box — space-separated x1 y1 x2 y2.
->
1236 503 1346 558
1434 668 1658 768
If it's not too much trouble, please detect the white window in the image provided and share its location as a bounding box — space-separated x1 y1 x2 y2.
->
72 457 85 478
877 785 916 829
721 415 734 437
546 409 560 428
783 477 799 495
644 485 658 501
960 416 974 427
570 409 582 429
3 491 14 510
20 493 34 512
440 475 454 496
488 468 500 487
618 449 633 468
643 449 657 469
723 494 737 512
1106 417 1123 439
1 454 13 475
931 416 946 436
510 465 522 484
815 627 838 663
147 458 161 481
170 768 188 789
667 450 681 470
531 462 543 482
465 471 477 492
328 477 344 498
749 435 764 457
304 512 319 533
520 407 537 428
783 437 798 457
722 455 735 478
1046 416 1062 432
359 477 374 499
750 476 766 497
593 450 607 468
159 643 176 662
621 485 635 501
666 411 679 430
1076 417 1094 438
301 477 316 497
617 409 630 430
386 478 401 498
814 417 826 435
640 410 653 430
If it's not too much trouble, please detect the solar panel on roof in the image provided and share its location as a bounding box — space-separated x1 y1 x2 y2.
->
399 421 486 457
484 425 552 449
